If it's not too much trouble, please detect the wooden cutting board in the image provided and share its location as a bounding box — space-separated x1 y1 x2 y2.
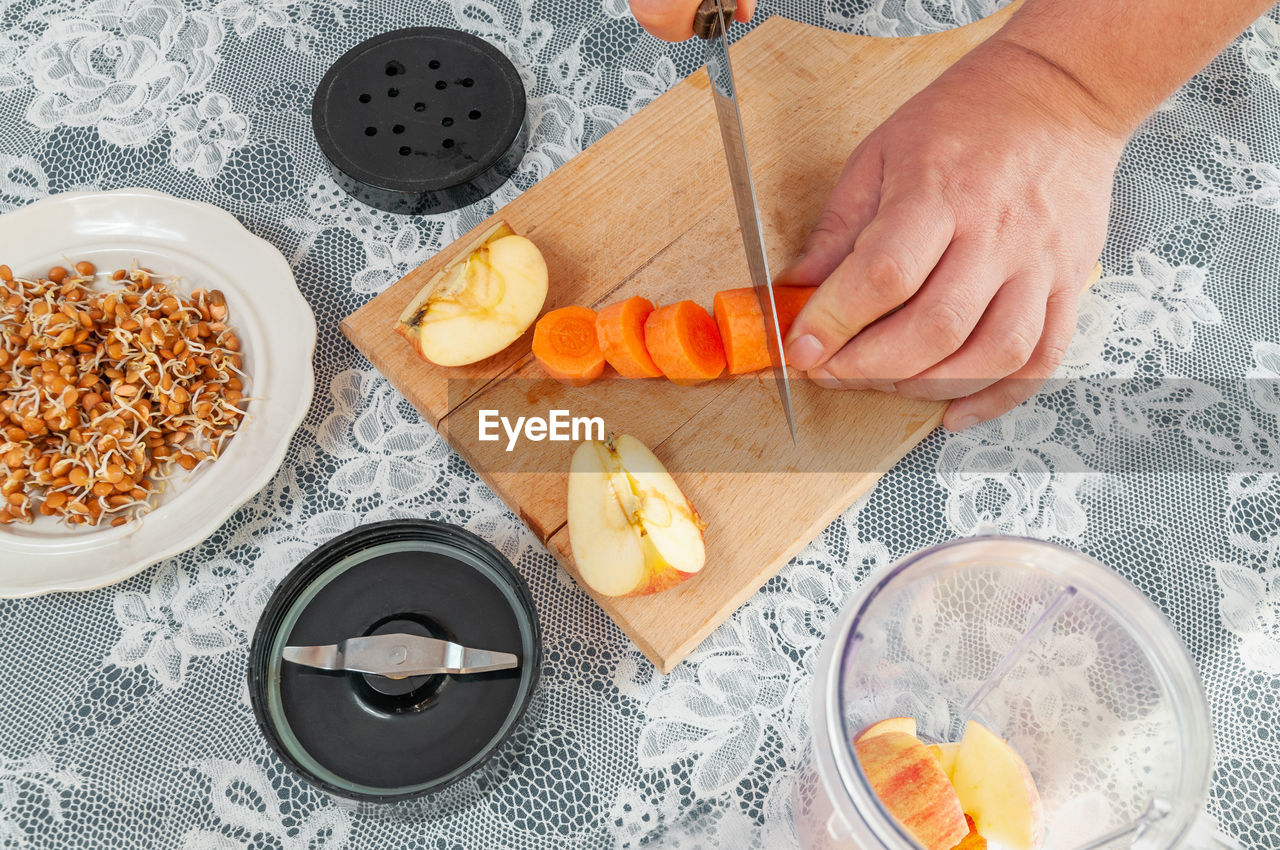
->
342 1 1082 672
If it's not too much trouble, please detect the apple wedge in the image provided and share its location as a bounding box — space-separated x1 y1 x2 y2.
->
567 433 705 597
394 220 548 366
929 741 961 778
855 731 970 850
855 717 918 743
948 721 1045 850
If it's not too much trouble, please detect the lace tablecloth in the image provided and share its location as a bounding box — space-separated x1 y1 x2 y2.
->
2 1 1279 847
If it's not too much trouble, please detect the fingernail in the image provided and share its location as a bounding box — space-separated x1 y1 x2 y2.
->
787 334 823 370
949 415 979 432
809 367 842 390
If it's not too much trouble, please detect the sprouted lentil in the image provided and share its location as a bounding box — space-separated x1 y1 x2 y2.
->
0 262 248 526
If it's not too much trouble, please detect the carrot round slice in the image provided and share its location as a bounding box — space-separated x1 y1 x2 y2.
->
596 296 663 378
713 286 818 373
643 300 726 386
533 305 606 386
713 288 769 374
775 285 817 338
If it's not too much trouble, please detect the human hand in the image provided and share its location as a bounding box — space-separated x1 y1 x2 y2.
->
778 38 1128 430
629 0 756 41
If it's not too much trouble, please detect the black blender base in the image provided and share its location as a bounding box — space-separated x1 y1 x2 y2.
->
248 520 541 802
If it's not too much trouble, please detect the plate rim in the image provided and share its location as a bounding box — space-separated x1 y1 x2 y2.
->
0 188 318 598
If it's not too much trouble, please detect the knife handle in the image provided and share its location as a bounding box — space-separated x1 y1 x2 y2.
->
693 0 737 40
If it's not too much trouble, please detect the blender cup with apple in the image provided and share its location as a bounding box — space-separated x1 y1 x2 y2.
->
794 535 1237 850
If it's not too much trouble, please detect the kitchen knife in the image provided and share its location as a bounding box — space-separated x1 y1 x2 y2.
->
283 633 519 678
695 0 797 442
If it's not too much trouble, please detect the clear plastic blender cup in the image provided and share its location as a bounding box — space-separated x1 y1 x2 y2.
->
794 535 1235 850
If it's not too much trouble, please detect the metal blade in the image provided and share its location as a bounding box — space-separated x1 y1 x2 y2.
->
281 643 342 670
283 633 520 677
704 1 797 442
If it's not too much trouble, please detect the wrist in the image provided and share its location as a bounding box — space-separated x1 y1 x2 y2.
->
964 35 1141 144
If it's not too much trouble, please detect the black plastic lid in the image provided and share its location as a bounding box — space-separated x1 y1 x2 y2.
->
312 28 528 215
248 519 541 802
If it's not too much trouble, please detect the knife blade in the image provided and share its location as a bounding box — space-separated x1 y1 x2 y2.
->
697 0 797 442
282 633 519 678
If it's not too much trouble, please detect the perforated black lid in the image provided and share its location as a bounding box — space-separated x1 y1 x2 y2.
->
312 28 528 215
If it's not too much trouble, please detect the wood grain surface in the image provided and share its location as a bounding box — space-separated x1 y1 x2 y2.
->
342 1 1104 673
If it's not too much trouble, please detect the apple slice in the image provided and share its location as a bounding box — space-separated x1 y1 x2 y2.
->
930 741 961 778
855 716 918 743
855 731 970 850
394 220 548 366
948 721 1044 850
567 433 705 597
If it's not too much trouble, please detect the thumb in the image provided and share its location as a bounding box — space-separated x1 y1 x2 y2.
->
773 148 882 289
784 194 953 372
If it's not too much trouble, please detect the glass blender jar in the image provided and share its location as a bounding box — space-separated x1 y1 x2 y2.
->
794 535 1235 850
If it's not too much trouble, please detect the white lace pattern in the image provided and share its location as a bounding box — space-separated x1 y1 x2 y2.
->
1 0 1278 847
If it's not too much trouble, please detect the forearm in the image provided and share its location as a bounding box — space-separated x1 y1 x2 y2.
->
990 0 1276 137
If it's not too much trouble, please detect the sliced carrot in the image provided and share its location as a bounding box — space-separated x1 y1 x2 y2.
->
595 296 663 378
533 306 606 386
952 815 987 850
712 286 818 373
643 300 726 386
713 288 769 374
775 285 817 337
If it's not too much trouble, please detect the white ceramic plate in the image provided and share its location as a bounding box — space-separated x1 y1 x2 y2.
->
0 189 317 597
